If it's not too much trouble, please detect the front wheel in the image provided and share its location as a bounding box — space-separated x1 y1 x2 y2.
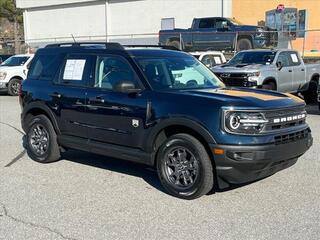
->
262 81 276 91
156 133 214 200
26 115 61 163
303 81 318 104
8 78 21 96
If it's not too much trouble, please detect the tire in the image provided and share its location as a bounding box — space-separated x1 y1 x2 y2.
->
25 114 61 163
237 38 253 51
156 133 214 200
7 78 21 96
303 81 318 104
262 81 276 91
168 40 181 50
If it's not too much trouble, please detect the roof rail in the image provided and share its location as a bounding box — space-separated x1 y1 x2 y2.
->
124 45 181 51
45 42 124 50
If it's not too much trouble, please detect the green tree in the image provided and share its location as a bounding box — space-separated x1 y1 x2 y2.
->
0 0 23 54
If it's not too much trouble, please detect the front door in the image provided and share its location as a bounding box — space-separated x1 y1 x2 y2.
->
85 54 148 148
276 52 293 92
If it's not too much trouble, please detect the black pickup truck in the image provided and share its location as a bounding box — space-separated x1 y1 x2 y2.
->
159 17 276 52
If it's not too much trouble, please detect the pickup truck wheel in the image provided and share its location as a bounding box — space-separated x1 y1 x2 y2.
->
237 38 253 51
8 78 21 96
303 81 318 104
262 82 276 91
26 115 61 163
156 133 214 200
168 40 181 50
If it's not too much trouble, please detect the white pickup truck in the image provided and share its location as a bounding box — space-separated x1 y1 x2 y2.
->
0 54 34 96
212 49 320 103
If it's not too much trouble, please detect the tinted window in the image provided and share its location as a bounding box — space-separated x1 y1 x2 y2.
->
136 56 224 90
1 56 29 66
28 54 62 80
199 18 215 29
288 52 301 66
228 51 276 65
94 55 139 91
277 52 290 67
215 19 228 29
58 55 93 86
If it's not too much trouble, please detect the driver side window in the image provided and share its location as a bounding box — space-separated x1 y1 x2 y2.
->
277 52 290 67
94 55 139 91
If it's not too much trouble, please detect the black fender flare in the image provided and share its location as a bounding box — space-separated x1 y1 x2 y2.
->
144 117 216 153
262 77 277 89
22 102 60 134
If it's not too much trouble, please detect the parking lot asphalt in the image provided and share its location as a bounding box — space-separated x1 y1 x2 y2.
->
0 94 319 240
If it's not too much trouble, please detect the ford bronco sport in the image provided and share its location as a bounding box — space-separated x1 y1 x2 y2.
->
20 43 313 199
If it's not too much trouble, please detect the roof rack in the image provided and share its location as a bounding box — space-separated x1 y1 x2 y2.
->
124 45 180 51
45 42 124 50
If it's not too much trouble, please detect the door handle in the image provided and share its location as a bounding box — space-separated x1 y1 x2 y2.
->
89 96 105 103
49 92 62 98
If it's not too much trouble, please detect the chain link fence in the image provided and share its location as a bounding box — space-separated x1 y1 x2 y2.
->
1 29 320 62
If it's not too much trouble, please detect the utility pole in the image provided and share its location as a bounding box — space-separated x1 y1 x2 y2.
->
221 0 224 17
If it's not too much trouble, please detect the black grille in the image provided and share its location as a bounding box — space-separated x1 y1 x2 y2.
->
274 129 309 145
214 73 248 87
264 107 306 131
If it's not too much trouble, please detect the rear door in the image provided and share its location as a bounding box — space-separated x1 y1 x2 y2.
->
192 18 217 51
276 51 293 92
289 51 306 91
51 54 94 139
85 54 148 148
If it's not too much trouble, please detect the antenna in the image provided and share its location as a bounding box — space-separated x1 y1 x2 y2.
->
71 34 77 43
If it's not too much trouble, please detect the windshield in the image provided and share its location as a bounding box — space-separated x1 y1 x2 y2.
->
228 51 277 65
1 56 30 67
228 18 243 26
135 56 225 90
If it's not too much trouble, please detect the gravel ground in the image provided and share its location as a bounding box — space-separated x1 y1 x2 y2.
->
0 94 319 240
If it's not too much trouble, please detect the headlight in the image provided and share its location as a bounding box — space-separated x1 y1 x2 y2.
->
247 72 260 82
0 71 7 80
224 111 268 134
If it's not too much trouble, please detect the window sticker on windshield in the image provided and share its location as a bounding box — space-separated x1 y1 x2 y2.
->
63 59 86 80
290 54 299 63
214 56 222 64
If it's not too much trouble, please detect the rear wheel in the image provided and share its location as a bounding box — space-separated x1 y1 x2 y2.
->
168 40 181 50
26 115 61 163
8 78 21 96
262 81 276 91
156 133 214 200
237 38 253 51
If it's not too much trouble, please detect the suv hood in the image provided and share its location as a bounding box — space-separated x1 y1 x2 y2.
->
177 88 305 109
212 63 270 73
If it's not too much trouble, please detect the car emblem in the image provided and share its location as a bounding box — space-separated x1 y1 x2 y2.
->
221 73 231 78
132 119 139 128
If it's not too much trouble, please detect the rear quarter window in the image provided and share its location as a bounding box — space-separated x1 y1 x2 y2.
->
28 54 63 80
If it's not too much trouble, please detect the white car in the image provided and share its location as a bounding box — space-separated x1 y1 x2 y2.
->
0 54 34 96
190 51 227 68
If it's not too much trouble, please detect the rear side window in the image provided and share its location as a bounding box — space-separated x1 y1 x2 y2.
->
28 54 62 80
199 18 215 29
57 54 93 87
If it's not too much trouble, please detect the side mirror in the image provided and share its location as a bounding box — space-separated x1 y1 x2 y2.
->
114 80 142 94
276 61 283 71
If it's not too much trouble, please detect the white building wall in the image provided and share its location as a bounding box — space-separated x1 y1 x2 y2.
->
17 0 233 45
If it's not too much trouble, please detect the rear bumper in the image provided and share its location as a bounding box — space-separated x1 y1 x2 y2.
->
211 130 313 188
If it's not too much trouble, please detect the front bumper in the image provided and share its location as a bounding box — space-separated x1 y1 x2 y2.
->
211 130 313 189
0 81 7 89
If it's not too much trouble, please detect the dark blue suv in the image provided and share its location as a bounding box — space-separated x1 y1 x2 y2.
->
20 43 312 199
